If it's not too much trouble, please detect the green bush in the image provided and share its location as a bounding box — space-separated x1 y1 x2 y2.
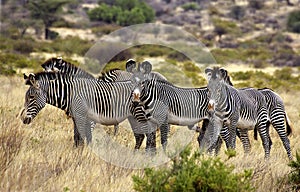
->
230 68 300 91
288 152 300 190
87 0 155 26
132 147 253 192
182 2 200 11
0 53 42 75
212 18 241 38
38 36 92 56
287 10 300 33
12 39 35 54
91 25 121 36
134 45 173 58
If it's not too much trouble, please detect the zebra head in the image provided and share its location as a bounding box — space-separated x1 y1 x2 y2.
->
205 67 228 113
41 57 65 72
21 73 49 124
131 61 152 104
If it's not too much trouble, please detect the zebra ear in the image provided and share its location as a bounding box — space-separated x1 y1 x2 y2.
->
29 73 36 87
41 58 53 72
24 73 33 85
126 59 136 73
24 73 38 87
205 68 213 80
23 73 28 80
219 68 228 79
139 61 152 74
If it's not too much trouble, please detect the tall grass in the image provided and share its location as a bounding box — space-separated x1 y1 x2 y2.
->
0 66 300 191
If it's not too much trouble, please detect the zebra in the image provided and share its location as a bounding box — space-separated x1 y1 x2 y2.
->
41 57 137 139
202 67 271 159
198 68 293 159
41 57 167 136
130 61 209 151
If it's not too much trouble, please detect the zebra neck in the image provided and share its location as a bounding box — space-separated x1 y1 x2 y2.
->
46 80 71 112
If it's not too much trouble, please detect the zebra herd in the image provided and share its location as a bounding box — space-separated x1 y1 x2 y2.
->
20 57 293 160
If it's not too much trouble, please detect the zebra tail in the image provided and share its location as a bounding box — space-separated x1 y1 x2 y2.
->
285 112 293 136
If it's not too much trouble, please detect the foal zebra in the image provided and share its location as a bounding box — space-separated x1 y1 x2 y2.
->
198 68 293 159
203 67 271 159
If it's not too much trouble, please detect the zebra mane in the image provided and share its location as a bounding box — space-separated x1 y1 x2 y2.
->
41 57 78 72
24 71 59 85
99 68 123 81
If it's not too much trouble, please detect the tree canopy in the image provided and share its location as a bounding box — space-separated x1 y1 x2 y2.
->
28 0 73 39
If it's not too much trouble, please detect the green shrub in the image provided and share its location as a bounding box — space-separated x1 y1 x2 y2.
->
40 36 93 56
288 152 300 190
0 53 42 75
132 147 253 192
87 0 155 26
287 10 300 33
134 45 172 58
182 2 200 11
230 69 300 91
91 25 121 36
12 39 35 54
167 51 189 62
212 18 241 38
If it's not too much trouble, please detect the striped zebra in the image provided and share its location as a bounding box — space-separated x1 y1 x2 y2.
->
198 68 293 159
130 61 209 151
203 67 271 159
41 57 136 138
20 71 160 150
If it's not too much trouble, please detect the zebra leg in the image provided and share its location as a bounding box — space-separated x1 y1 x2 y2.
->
72 117 84 147
198 119 223 155
71 101 93 145
271 113 292 160
238 129 251 154
145 131 156 154
197 119 209 148
227 113 240 150
160 123 170 152
214 136 223 156
256 121 271 159
133 132 145 150
220 125 231 150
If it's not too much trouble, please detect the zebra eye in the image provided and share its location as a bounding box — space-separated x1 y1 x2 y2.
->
29 95 35 99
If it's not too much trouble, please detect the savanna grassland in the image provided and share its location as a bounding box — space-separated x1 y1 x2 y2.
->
0 65 300 191
1 0 300 191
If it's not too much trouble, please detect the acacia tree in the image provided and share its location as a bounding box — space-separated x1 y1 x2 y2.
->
28 0 72 39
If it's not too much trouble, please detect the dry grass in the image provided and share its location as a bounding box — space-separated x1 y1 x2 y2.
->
0 71 299 192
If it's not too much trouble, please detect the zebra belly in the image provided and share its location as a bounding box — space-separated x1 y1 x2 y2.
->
168 114 203 126
87 111 127 125
236 118 256 130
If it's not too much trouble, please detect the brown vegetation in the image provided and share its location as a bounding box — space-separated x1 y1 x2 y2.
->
0 65 300 191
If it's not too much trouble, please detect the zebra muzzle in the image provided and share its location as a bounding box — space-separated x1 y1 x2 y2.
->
208 101 215 112
132 89 141 102
22 116 32 124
